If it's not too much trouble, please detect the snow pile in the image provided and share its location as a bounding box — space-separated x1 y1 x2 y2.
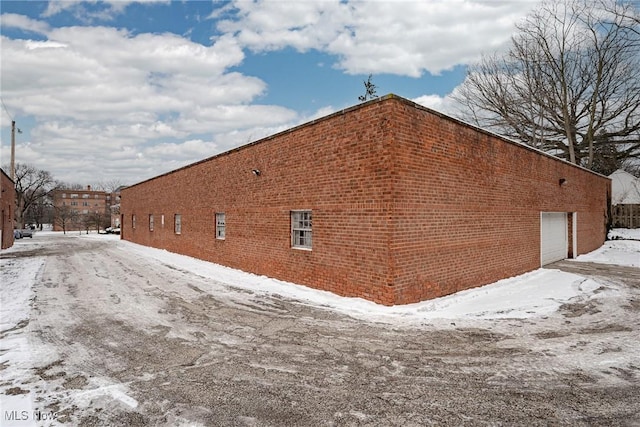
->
0 255 46 427
117 232 637 323
576 232 640 267
608 228 640 241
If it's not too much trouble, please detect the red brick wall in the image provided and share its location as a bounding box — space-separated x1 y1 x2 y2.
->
386 101 610 303
1 169 15 249
123 104 397 304
121 95 610 305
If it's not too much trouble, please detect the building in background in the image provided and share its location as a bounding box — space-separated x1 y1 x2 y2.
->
52 185 110 232
609 169 640 205
109 186 126 229
609 169 640 228
0 168 16 249
121 95 610 306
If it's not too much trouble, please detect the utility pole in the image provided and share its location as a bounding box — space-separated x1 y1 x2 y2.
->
10 120 16 181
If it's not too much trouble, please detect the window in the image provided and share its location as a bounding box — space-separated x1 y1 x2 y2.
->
71 201 78 206
149 214 154 232
291 210 312 249
174 214 182 234
215 213 225 240
82 194 89 199
62 193 66 198
70 194 78 198
83 201 89 206
132 214 136 229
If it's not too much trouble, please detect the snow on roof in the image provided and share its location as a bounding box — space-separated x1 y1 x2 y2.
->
609 169 640 204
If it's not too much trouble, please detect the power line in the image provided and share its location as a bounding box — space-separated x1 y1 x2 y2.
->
1 97 14 121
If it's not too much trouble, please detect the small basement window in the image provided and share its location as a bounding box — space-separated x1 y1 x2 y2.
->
149 214 154 232
216 213 225 240
291 210 312 250
132 214 136 229
174 214 182 234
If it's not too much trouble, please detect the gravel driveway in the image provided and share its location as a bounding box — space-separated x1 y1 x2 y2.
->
1 233 639 426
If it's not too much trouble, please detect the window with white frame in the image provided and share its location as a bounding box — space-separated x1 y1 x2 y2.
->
291 210 312 249
215 213 225 240
174 214 182 234
149 214 154 231
132 214 136 229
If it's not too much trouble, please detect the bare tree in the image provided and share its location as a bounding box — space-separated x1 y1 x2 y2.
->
54 205 77 234
9 163 58 229
358 74 378 102
602 0 640 39
24 191 54 229
86 210 110 233
454 0 640 173
96 179 125 193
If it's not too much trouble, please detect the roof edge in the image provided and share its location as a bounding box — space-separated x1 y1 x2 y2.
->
126 93 609 190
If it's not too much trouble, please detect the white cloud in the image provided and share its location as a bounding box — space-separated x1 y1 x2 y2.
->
412 93 465 116
42 0 170 20
1 27 260 125
0 20 299 184
0 13 50 34
217 0 539 76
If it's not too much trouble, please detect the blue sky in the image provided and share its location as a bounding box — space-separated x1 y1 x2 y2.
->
0 0 539 186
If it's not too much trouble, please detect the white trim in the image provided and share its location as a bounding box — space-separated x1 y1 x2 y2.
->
540 212 568 266
291 210 312 250
215 212 225 240
572 212 577 259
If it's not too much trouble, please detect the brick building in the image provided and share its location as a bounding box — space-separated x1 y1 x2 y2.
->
52 185 110 232
1 168 16 249
121 95 610 305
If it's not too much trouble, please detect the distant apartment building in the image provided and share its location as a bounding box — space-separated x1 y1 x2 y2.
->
109 186 126 229
52 185 111 232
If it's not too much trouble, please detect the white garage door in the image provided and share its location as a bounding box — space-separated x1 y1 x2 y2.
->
540 212 568 266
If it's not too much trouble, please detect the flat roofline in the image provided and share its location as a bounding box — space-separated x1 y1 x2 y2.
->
126 94 609 190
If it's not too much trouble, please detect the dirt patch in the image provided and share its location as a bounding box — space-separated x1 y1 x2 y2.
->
5 387 29 395
560 300 601 318
623 298 640 312
63 375 89 389
34 359 66 381
578 324 633 334
535 330 570 339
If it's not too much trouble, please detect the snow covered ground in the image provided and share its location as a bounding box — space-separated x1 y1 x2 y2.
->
84 227 639 322
1 229 639 425
3 228 638 327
